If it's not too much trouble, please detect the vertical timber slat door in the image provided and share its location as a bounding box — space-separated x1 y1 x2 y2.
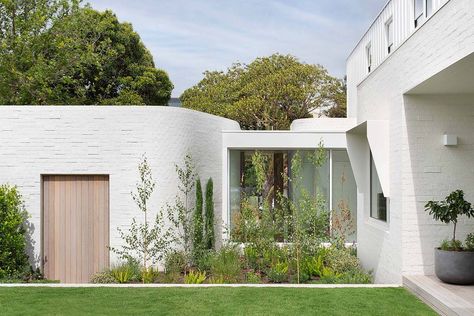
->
43 175 109 283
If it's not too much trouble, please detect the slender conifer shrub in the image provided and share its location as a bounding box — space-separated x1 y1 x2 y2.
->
205 178 215 250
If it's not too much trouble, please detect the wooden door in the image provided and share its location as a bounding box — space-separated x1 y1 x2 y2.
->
42 175 109 283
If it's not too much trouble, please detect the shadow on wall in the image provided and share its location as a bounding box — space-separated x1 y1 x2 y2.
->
25 219 39 269
404 94 474 275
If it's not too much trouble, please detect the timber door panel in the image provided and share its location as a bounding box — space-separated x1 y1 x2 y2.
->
42 175 109 283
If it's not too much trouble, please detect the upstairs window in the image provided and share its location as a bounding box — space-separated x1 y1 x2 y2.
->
414 0 424 27
426 0 433 16
385 18 394 54
415 0 434 28
366 43 372 73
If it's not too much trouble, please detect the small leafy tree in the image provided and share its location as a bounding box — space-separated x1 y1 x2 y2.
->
0 185 30 278
193 178 204 260
166 154 196 267
425 190 474 250
111 155 171 279
204 178 215 250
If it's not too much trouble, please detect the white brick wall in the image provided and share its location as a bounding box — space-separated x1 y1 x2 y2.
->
348 0 474 283
0 106 240 266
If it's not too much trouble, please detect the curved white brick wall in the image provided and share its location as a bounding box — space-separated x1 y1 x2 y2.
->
0 106 240 266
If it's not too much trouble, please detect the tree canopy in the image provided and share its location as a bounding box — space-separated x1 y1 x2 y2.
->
0 0 173 105
181 54 346 130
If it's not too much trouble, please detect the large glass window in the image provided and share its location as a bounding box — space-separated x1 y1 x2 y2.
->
370 153 387 222
229 149 357 242
332 150 357 242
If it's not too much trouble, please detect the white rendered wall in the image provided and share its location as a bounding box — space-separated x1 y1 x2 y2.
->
347 0 450 118
347 0 474 283
0 106 240 267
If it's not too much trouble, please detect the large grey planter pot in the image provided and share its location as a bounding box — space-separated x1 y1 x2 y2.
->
434 248 474 285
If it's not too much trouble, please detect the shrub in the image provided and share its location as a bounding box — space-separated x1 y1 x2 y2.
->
0 185 30 279
425 190 474 248
164 250 187 275
465 233 474 251
141 267 159 284
210 245 241 283
267 261 288 283
193 178 204 262
440 239 463 251
184 270 206 284
245 271 261 284
110 263 135 283
204 178 215 250
323 246 360 274
91 271 115 284
195 249 214 272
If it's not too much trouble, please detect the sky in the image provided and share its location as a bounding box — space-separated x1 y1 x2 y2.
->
88 0 386 97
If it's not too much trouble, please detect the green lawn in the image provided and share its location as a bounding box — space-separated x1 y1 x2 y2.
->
0 287 435 315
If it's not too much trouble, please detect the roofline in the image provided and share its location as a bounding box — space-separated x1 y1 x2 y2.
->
346 0 392 61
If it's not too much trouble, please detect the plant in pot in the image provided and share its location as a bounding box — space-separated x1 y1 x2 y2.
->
425 190 474 285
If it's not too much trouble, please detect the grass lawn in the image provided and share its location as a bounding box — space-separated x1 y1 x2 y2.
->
0 287 435 315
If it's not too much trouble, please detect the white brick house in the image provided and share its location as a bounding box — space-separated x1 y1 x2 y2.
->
0 0 472 284
346 0 474 283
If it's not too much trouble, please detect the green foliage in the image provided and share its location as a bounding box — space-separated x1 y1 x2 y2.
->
90 271 115 284
0 185 29 279
184 270 206 284
166 154 196 265
440 239 463 251
267 261 289 283
193 178 204 261
164 250 187 275
181 54 345 130
110 155 172 274
323 246 361 275
204 178 215 250
245 271 261 284
110 263 135 284
425 190 474 243
141 267 159 284
0 1 173 105
195 250 214 272
465 233 474 251
210 245 241 283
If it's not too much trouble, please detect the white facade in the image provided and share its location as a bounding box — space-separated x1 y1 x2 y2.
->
1 0 473 285
0 106 239 264
347 0 474 283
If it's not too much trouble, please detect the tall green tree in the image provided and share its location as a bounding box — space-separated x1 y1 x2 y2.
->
0 0 173 105
0 185 30 278
181 54 345 130
193 178 204 254
204 178 215 250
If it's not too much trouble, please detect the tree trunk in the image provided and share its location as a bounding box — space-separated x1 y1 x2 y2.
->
273 153 284 209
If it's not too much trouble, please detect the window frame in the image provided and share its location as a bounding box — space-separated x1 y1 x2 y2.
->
366 43 372 73
369 152 388 222
414 0 424 28
385 17 394 54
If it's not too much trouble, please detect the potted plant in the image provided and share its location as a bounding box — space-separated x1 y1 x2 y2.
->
425 190 474 285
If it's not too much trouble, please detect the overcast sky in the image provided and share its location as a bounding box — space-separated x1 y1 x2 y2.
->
88 0 386 97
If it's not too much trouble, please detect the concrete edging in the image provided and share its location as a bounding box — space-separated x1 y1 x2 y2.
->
0 283 402 288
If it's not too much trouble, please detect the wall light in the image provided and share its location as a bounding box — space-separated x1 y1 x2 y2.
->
443 134 457 146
